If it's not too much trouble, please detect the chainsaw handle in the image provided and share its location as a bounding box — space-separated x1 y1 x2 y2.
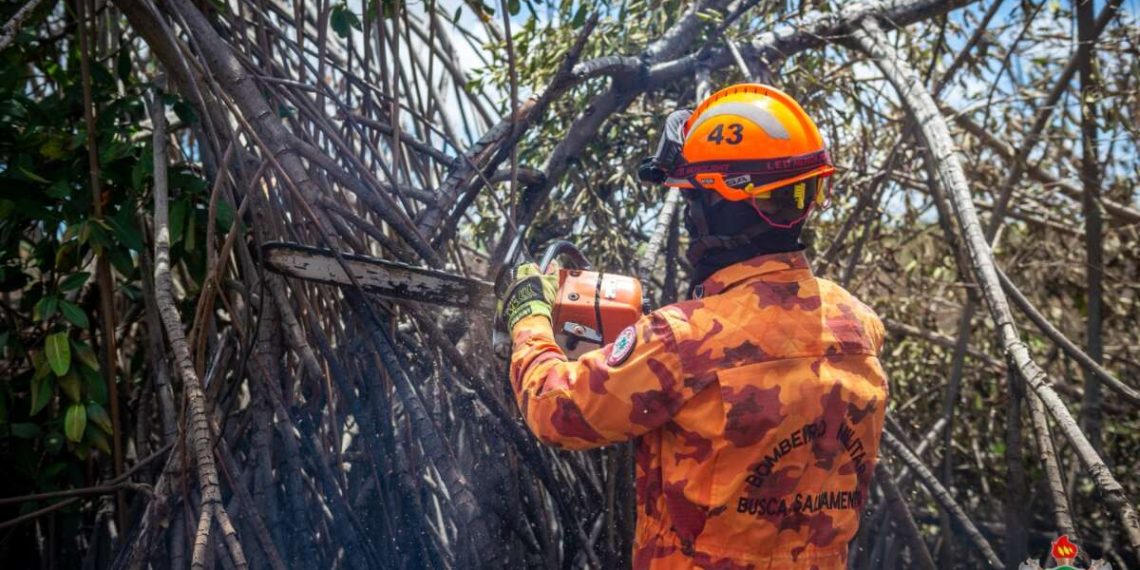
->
493 238 592 361
539 241 593 273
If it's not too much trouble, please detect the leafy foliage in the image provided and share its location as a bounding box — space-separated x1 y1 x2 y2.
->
0 2 211 554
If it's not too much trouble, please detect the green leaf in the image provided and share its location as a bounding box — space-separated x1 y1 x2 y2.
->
64 402 87 442
170 170 208 195
34 295 58 321
79 365 106 406
10 423 41 439
508 0 520 15
58 370 81 402
108 248 134 276
60 272 90 292
33 351 51 380
330 4 362 37
695 9 722 22
41 139 68 161
18 167 50 183
88 427 111 454
379 0 401 17
108 215 144 252
78 221 93 246
332 9 350 34
55 242 77 271
46 332 71 376
215 200 235 231
99 141 133 166
571 4 588 27
59 299 89 329
30 374 52 416
71 338 100 371
86 402 112 433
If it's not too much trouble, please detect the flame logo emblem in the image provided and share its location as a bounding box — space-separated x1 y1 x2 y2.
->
1052 535 1079 561
1021 535 1112 570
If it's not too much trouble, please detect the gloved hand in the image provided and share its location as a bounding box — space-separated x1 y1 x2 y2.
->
497 262 559 333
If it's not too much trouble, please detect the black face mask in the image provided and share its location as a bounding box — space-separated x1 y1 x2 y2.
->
683 190 804 294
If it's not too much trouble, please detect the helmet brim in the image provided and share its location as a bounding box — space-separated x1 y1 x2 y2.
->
666 164 835 202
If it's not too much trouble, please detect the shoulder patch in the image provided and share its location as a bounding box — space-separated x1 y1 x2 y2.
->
607 326 637 367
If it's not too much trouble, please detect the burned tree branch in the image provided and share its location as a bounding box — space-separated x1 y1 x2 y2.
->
149 83 248 570
851 16 1140 554
875 462 937 570
951 111 1140 225
0 0 46 53
881 430 1002 568
997 268 1140 406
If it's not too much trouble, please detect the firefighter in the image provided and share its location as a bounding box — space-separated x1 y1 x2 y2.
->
498 83 888 569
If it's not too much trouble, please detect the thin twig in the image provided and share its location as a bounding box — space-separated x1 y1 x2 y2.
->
881 430 1003 568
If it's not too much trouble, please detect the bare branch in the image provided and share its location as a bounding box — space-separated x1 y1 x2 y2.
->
150 80 248 570
0 0 46 53
881 430 1002 568
851 16 1140 555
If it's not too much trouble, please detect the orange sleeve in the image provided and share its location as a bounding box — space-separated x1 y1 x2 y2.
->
508 309 699 450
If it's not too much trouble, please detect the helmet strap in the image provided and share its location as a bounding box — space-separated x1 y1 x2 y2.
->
683 182 786 266
683 180 810 293
687 185 712 238
748 198 814 229
684 224 777 266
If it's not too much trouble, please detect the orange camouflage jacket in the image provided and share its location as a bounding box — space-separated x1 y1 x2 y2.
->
508 251 888 569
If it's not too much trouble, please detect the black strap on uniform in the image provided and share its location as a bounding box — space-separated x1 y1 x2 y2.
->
682 183 778 265
684 223 776 266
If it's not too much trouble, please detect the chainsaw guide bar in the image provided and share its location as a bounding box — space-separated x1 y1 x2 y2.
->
261 242 496 311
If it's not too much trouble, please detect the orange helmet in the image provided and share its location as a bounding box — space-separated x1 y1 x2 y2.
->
663 83 835 204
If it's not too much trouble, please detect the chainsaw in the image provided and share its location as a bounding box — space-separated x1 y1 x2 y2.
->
261 240 645 358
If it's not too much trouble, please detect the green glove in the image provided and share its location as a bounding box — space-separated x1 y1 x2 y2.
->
498 262 559 333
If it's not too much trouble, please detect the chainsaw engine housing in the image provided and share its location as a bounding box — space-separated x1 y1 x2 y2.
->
552 269 643 359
